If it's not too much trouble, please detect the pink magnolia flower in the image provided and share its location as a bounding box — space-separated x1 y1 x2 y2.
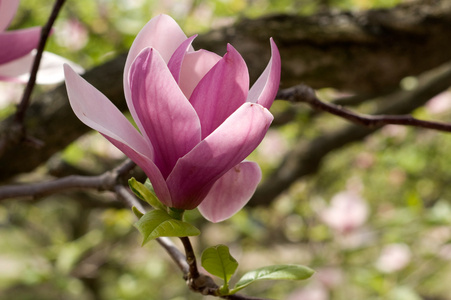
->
64 14 281 222
0 0 83 84
320 191 369 234
375 243 411 273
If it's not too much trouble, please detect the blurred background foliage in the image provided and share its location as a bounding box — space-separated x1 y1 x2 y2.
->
2 0 451 299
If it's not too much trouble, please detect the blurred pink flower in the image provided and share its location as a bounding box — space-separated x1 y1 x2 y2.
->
0 0 83 84
287 285 328 300
375 243 411 273
256 129 288 164
55 19 88 51
316 267 343 289
425 91 451 115
320 191 369 234
64 14 281 222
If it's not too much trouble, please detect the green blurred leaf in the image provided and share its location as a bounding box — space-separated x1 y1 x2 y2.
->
135 210 200 245
231 264 314 294
201 244 238 286
128 177 166 210
132 206 144 219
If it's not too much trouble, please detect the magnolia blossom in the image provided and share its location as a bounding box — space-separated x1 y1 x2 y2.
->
0 0 83 84
64 14 281 222
320 191 369 234
375 243 412 273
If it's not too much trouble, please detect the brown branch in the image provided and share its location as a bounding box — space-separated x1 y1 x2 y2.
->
0 0 67 156
0 159 135 201
278 84 451 133
180 237 200 279
15 0 67 124
252 60 451 207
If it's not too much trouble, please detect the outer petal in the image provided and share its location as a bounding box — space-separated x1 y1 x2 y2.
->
190 44 249 138
129 48 201 179
167 34 197 83
0 27 41 64
198 161 262 223
0 0 20 31
166 102 273 210
123 14 188 145
247 38 281 109
0 50 84 84
64 65 171 205
178 49 221 99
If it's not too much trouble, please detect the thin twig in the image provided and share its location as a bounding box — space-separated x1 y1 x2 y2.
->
15 0 67 123
278 84 451 132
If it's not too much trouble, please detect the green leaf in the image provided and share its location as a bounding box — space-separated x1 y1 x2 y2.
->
132 206 144 219
201 244 238 285
230 264 314 294
128 177 166 210
135 210 200 245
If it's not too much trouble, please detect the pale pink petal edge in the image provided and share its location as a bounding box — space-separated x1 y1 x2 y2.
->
198 161 262 222
247 38 281 109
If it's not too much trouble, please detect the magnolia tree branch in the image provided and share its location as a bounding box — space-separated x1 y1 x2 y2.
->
15 0 67 124
278 84 451 133
0 159 135 201
251 60 451 207
0 0 67 156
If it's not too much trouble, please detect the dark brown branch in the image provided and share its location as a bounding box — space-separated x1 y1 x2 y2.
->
278 84 451 133
0 159 134 201
15 0 67 124
252 60 451 207
195 0 451 93
180 237 200 279
0 0 67 157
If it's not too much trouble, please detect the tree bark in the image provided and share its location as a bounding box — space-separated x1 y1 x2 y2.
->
194 0 451 93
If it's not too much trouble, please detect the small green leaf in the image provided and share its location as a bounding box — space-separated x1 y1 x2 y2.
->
201 244 238 286
135 210 200 245
132 206 144 218
128 177 166 210
230 264 314 294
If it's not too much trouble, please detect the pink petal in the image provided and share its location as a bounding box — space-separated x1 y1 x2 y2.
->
64 65 172 205
167 34 197 83
247 38 281 109
166 102 273 210
0 0 19 31
129 48 201 179
0 50 84 84
123 14 188 148
178 49 221 99
0 27 41 64
190 44 249 138
198 161 262 222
